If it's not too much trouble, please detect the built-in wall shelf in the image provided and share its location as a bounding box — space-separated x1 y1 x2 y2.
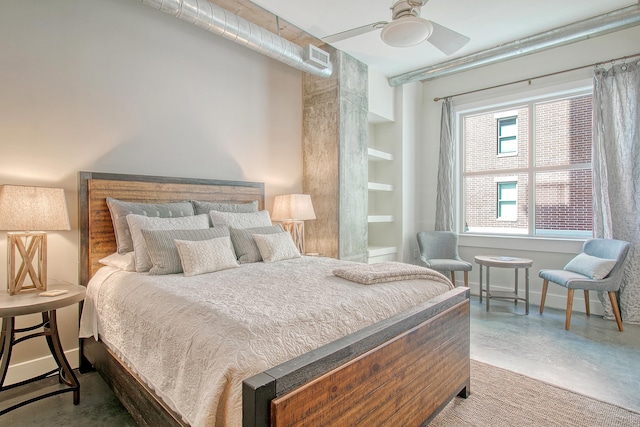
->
367 69 403 264
368 215 394 223
367 246 398 258
368 148 394 161
368 182 394 192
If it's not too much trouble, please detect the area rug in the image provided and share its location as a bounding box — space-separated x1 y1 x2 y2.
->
429 360 640 426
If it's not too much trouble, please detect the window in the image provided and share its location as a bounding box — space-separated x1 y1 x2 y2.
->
497 116 517 155
497 181 517 220
460 86 593 238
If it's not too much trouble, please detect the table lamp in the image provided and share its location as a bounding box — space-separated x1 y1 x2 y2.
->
271 194 316 254
0 185 70 295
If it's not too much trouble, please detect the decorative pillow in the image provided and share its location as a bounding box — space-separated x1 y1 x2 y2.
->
126 214 209 272
192 200 258 226
141 227 231 275
175 236 239 277
106 198 194 254
229 225 284 263
209 210 272 229
98 252 136 272
253 232 301 263
192 200 258 215
564 253 617 280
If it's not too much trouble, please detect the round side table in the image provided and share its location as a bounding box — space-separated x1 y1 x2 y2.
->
474 256 533 314
0 281 85 415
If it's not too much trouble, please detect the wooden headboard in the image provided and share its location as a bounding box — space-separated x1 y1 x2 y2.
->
78 171 265 287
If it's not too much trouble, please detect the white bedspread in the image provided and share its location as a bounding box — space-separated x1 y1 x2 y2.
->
79 257 453 427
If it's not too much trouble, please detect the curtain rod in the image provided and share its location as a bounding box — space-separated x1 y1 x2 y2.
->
433 52 640 102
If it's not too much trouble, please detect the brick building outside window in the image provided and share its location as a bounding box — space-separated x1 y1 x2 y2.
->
460 91 593 238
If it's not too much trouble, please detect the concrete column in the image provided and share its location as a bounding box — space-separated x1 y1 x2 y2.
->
303 49 368 261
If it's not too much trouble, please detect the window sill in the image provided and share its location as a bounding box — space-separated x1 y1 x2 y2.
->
458 233 585 254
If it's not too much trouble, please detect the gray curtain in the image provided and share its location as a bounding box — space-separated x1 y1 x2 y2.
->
593 60 640 324
435 97 455 231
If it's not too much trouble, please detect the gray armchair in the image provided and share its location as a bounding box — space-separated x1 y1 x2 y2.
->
539 238 630 332
416 231 472 287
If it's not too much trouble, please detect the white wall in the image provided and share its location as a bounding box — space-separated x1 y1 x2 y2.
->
416 26 640 315
0 0 303 381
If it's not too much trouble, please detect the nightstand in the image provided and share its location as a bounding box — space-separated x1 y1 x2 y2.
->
0 281 85 415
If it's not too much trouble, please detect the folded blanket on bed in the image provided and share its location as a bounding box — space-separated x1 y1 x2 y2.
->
333 262 454 288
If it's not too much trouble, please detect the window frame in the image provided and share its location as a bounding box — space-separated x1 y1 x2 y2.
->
455 81 593 239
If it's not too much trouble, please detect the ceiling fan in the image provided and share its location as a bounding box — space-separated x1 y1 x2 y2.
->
322 0 470 55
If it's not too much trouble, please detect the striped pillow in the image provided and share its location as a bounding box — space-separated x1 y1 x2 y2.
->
141 226 230 275
107 198 194 254
229 225 284 263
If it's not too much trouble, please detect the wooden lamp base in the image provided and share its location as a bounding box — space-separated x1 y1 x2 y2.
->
280 221 305 255
7 232 48 295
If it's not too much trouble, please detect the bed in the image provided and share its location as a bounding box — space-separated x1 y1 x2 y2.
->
77 171 470 427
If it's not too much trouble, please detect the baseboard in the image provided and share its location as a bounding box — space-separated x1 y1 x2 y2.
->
4 347 79 386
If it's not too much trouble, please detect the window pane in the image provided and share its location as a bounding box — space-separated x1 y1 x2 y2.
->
498 202 517 220
464 174 528 234
464 107 528 173
498 182 517 220
498 117 517 154
535 95 592 167
499 117 517 137
498 182 517 200
535 170 593 237
499 136 517 154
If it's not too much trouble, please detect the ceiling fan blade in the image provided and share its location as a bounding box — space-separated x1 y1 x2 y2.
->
322 21 387 44
427 21 470 55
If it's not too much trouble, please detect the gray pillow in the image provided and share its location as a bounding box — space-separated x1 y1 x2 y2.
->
128 214 210 272
564 253 617 280
107 198 194 254
230 225 284 263
210 210 272 229
141 226 231 275
192 200 258 226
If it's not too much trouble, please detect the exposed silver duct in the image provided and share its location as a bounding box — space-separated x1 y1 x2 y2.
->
140 0 332 78
389 4 640 86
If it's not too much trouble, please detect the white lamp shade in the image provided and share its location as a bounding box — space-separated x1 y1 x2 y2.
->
271 194 316 221
0 185 71 231
380 16 433 47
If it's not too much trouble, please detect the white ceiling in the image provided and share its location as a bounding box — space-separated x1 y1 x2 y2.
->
250 0 637 77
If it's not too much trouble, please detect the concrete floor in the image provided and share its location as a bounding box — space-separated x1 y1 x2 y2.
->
2 298 639 425
470 297 640 413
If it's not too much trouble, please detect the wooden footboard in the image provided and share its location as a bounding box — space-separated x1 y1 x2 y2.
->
81 287 469 427
244 287 470 426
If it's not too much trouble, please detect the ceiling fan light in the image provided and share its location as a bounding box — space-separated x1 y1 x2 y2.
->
380 16 433 47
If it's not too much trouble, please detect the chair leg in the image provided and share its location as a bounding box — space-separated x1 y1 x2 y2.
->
463 271 469 288
565 289 574 330
608 292 624 332
451 271 456 287
584 290 590 317
539 279 548 314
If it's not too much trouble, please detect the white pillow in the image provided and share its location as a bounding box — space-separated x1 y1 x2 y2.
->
175 236 239 277
564 252 617 280
209 210 272 229
126 214 210 272
99 252 136 272
253 232 301 263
